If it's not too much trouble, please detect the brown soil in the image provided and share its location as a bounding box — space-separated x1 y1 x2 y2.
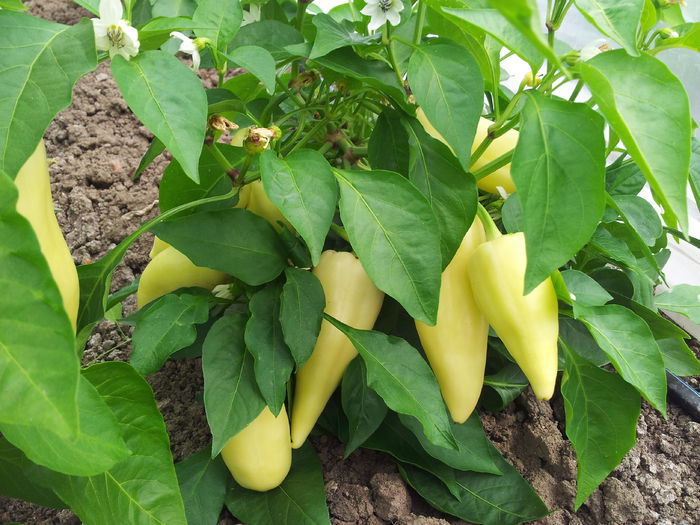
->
2 2 699 524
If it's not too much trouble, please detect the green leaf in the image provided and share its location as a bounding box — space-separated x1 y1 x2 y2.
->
579 50 691 231
589 225 643 272
399 443 549 525
225 443 331 525
279 268 325 369
260 149 338 265
612 195 663 246
334 169 442 324
440 7 543 69
403 115 478 267
151 0 197 17
577 304 667 414
341 358 388 457
224 46 277 95
229 20 304 60
368 110 410 176
153 208 287 286
512 92 606 293
561 269 613 311
50 362 187 525
0 438 66 508
325 316 457 450
407 38 483 167
310 13 378 58
312 48 410 112
657 338 700 377
0 172 80 437
481 362 529 411
654 285 700 324
606 161 645 196
400 413 501 475
560 344 640 509
1 374 129 476
111 50 207 183
130 293 211 375
138 16 217 51
202 314 266 455
690 138 700 206
245 283 295 415
650 22 700 54
0 14 96 177
133 137 165 181
176 446 230 525
193 0 243 52
559 317 609 367
0 0 27 10
573 0 643 55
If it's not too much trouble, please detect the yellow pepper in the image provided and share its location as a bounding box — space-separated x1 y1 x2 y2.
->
221 405 292 491
291 250 384 448
415 109 517 195
14 141 80 331
239 179 293 233
468 226 558 400
136 245 230 308
415 216 488 423
148 236 171 259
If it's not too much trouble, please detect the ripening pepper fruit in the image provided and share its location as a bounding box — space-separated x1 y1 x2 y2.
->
291 250 384 448
468 228 558 400
221 405 292 491
415 109 517 195
14 141 80 331
415 216 488 423
136 245 230 308
148 236 171 259
238 180 293 232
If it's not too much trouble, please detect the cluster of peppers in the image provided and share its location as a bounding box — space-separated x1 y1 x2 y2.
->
14 117 559 493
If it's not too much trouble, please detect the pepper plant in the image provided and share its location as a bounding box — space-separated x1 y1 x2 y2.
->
1 0 700 523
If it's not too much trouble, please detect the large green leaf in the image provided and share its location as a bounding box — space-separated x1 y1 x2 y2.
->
0 13 96 176
657 338 700 377
153 208 287 286
245 283 295 415
202 314 266 455
560 343 640 509
612 195 663 246
403 115 478 267
577 304 667 415
0 172 79 437
573 0 643 55
334 169 442 325
341 358 388 457
654 285 700 324
111 50 207 183
368 110 410 176
512 92 606 293
229 20 304 60
407 38 483 167
310 13 378 58
51 362 187 525
326 316 457 450
224 46 276 95
579 51 691 231
130 293 211 375
193 0 242 52
279 268 325 369
176 446 230 525
225 443 331 525
260 149 338 266
151 0 197 17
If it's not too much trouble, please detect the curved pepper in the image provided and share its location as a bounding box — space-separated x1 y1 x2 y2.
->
239 180 294 233
14 141 80 331
468 231 558 400
148 236 171 259
291 250 384 448
136 246 230 308
221 405 292 491
415 216 488 423
415 109 517 195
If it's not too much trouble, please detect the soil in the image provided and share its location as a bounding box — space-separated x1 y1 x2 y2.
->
1 2 699 524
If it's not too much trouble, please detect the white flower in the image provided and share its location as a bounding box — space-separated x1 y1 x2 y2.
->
580 38 609 62
361 0 403 32
242 3 261 26
170 31 201 70
91 0 139 60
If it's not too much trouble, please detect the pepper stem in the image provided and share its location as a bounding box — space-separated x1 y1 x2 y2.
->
476 203 502 241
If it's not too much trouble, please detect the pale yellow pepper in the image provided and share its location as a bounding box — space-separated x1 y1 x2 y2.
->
415 216 488 423
291 250 384 448
239 179 294 233
221 405 292 491
14 141 80 331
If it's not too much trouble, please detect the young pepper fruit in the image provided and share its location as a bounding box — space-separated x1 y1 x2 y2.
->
468 208 559 400
414 215 488 423
416 109 517 195
14 141 80 331
221 405 292 491
290 250 384 448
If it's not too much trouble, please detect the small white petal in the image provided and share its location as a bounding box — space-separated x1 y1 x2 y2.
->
385 9 401 26
192 50 201 70
99 0 123 24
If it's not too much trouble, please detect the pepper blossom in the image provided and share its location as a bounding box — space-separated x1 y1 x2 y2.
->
91 0 140 60
361 0 404 32
170 31 202 70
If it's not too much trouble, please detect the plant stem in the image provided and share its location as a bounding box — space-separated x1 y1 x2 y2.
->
476 203 502 240
472 150 513 180
330 223 350 241
384 24 406 90
206 142 235 173
413 0 427 45
284 118 329 155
